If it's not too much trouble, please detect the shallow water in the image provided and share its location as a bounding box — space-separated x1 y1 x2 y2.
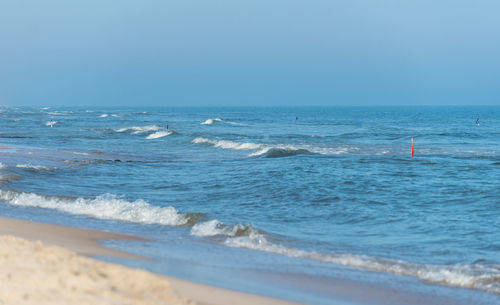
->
0 106 499 304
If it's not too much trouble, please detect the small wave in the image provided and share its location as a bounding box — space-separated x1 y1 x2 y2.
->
73 152 90 156
47 111 72 116
201 118 244 126
189 216 500 294
192 137 263 151
15 164 53 171
192 137 334 158
0 190 191 226
146 130 174 139
115 125 162 134
223 230 500 294
201 118 224 125
100 114 109 118
45 121 57 127
250 147 313 158
0 163 6 169
191 220 256 237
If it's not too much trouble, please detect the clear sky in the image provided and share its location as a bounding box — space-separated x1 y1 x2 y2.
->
1 1 499 107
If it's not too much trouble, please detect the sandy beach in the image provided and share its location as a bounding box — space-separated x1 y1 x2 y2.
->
0 217 303 305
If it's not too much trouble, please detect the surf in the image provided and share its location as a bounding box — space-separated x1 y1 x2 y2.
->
146 130 175 139
190 220 500 294
0 189 193 226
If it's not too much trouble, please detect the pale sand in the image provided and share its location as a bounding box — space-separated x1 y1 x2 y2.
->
0 235 192 305
0 217 303 305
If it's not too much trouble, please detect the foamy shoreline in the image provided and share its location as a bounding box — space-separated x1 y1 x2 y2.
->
0 217 303 305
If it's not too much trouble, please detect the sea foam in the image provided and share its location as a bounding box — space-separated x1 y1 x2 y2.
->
191 220 256 237
192 137 263 151
188 217 500 294
201 118 224 125
192 137 345 158
146 130 174 139
115 125 163 134
221 229 500 294
0 190 189 226
15 164 53 171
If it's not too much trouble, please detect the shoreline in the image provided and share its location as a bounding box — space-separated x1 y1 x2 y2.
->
0 216 304 305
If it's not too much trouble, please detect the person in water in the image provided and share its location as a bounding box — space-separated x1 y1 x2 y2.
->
476 117 480 126
166 124 169 130
295 116 298 124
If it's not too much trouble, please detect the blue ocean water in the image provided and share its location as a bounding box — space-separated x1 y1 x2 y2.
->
0 106 499 304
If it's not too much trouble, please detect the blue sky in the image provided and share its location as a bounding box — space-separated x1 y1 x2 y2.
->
1 1 499 106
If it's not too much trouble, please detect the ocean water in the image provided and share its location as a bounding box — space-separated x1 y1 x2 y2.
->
0 106 499 304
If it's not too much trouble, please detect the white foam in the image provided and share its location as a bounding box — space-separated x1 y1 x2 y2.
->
201 118 224 125
16 164 52 170
72 152 90 156
224 232 500 294
47 111 72 116
191 220 253 237
100 114 109 118
0 190 188 226
201 118 244 126
146 130 173 139
115 125 162 134
192 137 264 151
192 137 354 158
0 163 6 169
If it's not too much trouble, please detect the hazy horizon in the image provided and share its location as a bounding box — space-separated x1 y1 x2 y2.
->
1 1 499 107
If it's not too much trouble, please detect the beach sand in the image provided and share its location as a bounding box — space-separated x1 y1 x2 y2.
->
0 217 303 305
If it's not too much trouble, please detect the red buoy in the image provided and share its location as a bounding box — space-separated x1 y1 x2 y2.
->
411 137 414 158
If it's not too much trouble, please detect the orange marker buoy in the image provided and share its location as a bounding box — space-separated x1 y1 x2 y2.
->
411 137 414 158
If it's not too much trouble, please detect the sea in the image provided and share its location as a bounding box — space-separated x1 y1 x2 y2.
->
0 106 499 305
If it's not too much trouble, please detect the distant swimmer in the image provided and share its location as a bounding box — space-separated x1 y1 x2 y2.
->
166 124 169 130
295 116 298 124
476 117 480 126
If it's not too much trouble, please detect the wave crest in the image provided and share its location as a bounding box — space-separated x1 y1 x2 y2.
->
16 164 53 171
201 118 224 125
192 137 322 158
192 137 263 151
0 190 190 226
115 125 163 134
225 232 500 294
146 130 175 139
250 147 313 158
191 220 257 237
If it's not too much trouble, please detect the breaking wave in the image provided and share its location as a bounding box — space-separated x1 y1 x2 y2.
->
146 130 175 139
115 125 163 135
16 164 53 171
100 114 109 118
192 137 263 151
250 147 314 158
191 220 256 237
201 118 243 126
190 219 500 294
201 118 224 125
0 190 193 226
192 137 349 158
45 121 57 127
